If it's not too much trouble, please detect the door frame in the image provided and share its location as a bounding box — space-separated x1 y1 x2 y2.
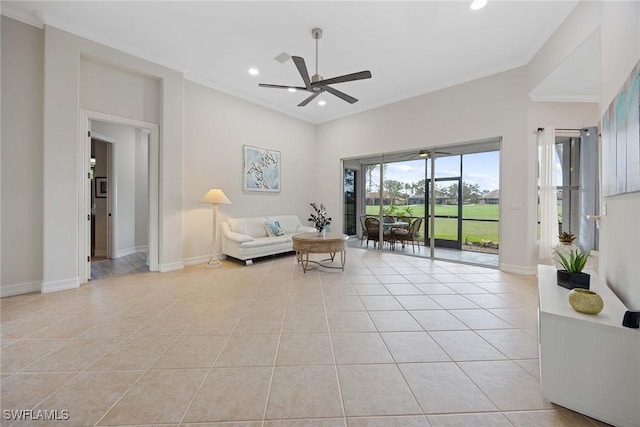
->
79 110 159 283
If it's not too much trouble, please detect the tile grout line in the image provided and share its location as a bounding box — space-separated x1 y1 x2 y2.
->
319 269 348 426
177 263 259 426
259 261 294 424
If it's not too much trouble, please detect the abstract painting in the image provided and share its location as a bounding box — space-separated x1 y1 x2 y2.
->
243 145 281 192
602 59 640 196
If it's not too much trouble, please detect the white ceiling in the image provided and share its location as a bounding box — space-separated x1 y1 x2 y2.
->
3 1 587 124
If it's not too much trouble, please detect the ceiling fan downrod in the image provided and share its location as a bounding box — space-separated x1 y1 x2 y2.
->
312 28 323 85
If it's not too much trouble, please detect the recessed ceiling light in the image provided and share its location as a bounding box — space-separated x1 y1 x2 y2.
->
288 88 296 93
248 68 259 76
419 150 429 157
470 0 487 10
318 100 326 106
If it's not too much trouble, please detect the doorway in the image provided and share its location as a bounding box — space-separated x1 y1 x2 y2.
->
80 111 159 283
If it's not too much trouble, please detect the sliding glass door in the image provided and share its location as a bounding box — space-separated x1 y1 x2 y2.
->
348 139 500 267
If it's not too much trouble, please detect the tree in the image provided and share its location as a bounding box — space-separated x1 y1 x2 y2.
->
462 182 483 203
384 179 404 205
413 179 426 197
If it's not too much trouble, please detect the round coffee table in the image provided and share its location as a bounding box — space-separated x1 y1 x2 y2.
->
291 232 349 273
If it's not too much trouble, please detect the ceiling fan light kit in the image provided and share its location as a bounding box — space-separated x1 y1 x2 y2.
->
259 27 372 107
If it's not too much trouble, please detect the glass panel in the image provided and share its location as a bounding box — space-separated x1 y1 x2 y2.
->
344 169 356 235
462 220 499 253
434 155 461 178
433 217 458 241
461 150 500 250
428 181 459 243
381 159 426 219
364 163 381 216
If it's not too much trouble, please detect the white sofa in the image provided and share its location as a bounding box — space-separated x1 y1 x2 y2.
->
221 215 316 265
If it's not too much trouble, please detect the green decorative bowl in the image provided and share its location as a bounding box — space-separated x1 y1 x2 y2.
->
568 288 604 315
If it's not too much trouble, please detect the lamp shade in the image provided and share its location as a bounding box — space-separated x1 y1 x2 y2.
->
200 189 231 205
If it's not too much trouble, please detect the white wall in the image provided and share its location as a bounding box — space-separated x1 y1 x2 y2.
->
41 24 183 292
80 57 160 124
527 1 601 94
0 16 43 295
91 120 138 258
598 1 640 309
182 80 317 264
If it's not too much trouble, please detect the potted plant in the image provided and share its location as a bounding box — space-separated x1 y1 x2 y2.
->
558 231 576 245
308 203 331 235
554 248 591 290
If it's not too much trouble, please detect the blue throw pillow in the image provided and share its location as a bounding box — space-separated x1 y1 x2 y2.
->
264 220 284 237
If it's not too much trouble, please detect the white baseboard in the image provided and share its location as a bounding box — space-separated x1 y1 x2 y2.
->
41 277 79 293
94 249 108 257
500 263 537 275
159 261 184 272
1 280 42 297
135 245 148 253
183 255 212 266
115 247 136 258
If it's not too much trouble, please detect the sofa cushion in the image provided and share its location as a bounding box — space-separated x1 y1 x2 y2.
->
264 220 284 237
267 215 302 235
227 217 268 238
240 236 289 248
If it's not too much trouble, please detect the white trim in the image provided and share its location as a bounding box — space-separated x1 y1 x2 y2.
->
1 281 42 297
159 261 184 272
529 94 600 103
79 110 160 287
183 255 213 266
135 245 149 253
41 277 79 293
115 247 136 258
500 263 537 275
90 131 116 144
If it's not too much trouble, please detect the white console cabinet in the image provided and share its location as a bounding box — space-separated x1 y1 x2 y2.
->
538 265 640 427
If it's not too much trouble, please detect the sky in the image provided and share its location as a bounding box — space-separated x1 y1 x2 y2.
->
367 151 500 193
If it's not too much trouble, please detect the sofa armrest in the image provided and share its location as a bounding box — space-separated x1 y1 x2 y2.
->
297 225 317 233
222 224 254 243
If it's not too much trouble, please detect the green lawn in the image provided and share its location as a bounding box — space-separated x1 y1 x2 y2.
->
365 204 499 243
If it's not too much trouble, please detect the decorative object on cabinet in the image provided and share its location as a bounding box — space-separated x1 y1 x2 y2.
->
554 248 591 290
622 310 640 328
568 289 604 315
558 231 576 245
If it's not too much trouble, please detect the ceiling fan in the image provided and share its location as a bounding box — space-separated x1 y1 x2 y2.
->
259 28 372 107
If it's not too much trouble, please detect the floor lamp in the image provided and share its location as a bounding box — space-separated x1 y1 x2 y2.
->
201 189 231 268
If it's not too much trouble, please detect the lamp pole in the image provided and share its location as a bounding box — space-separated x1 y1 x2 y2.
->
209 202 221 268
200 189 231 269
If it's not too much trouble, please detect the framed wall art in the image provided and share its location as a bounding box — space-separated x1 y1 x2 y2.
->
95 177 108 198
243 145 281 192
602 59 640 196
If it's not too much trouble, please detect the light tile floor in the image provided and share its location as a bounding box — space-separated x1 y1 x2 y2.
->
0 248 609 426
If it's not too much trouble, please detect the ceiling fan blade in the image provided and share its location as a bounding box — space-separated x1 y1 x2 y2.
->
292 56 312 89
325 86 358 104
259 83 307 90
297 91 321 107
311 70 372 87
